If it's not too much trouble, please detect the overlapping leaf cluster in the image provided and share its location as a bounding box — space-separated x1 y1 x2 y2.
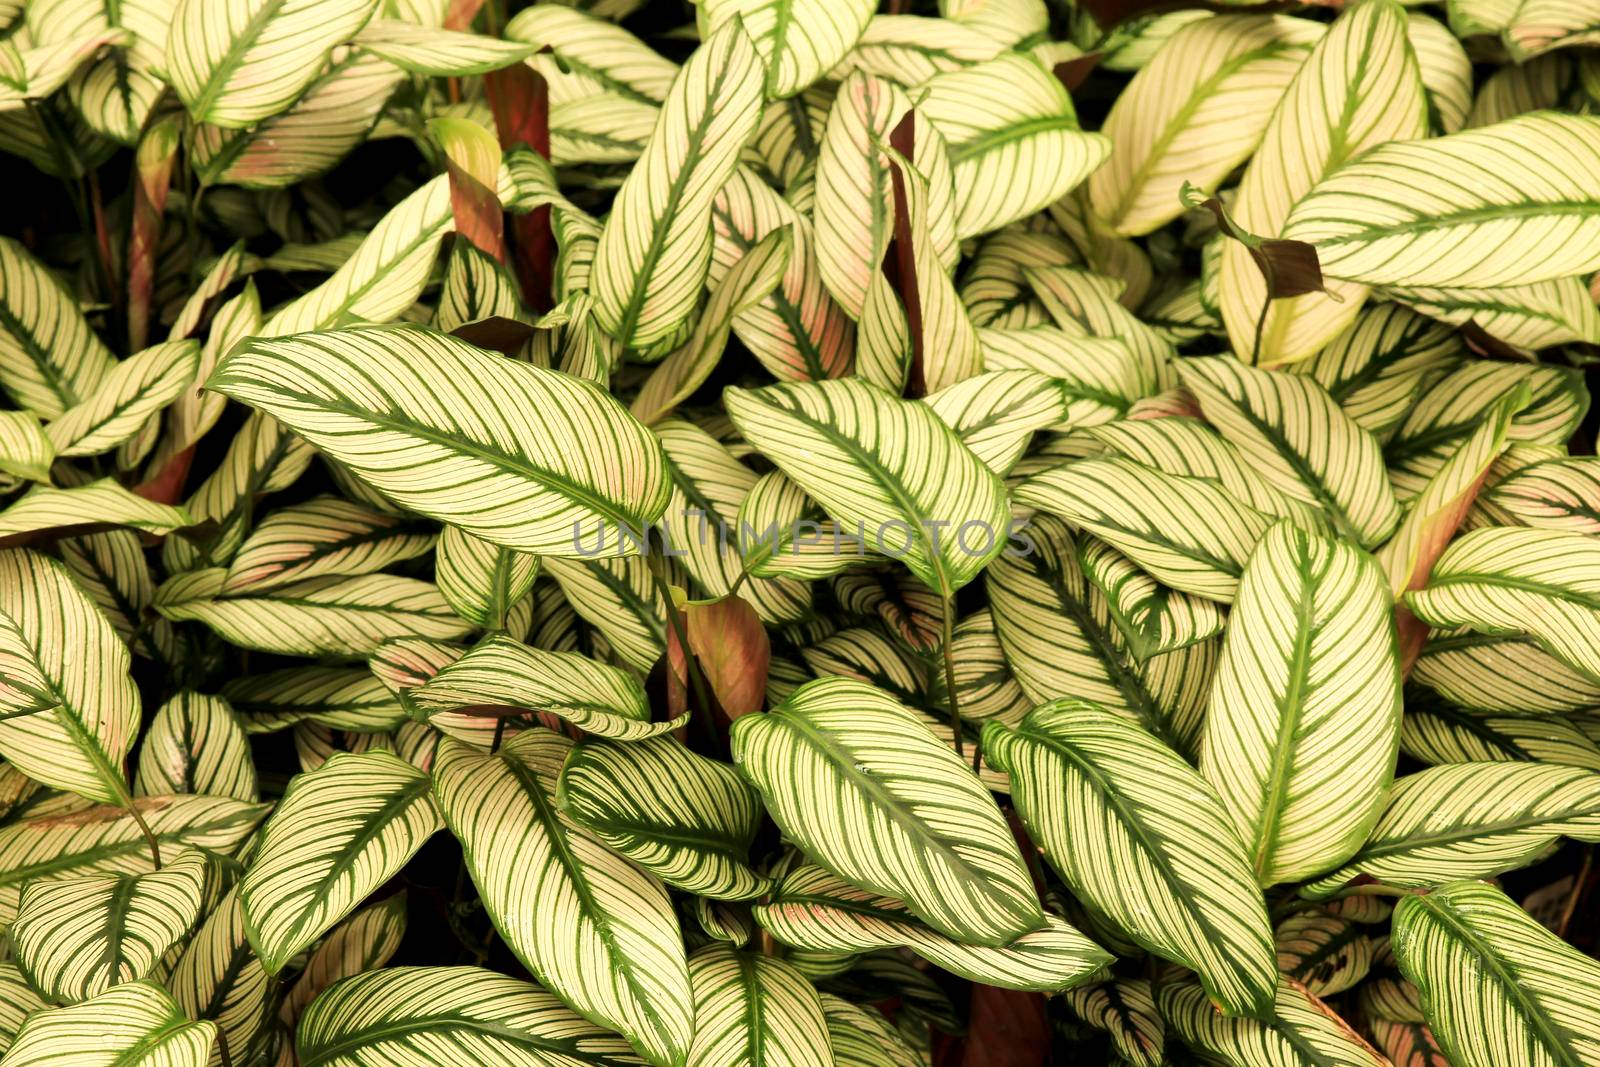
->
0 0 1599 1064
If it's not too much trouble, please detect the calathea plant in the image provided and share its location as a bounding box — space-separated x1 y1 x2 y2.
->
0 0 1597 1063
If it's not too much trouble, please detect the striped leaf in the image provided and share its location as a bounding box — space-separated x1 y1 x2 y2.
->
0 237 113 419
155 569 471 657
506 5 677 105
813 73 957 320
1016 457 1274 603
13 847 212 1004
1287 303 1465 436
157 281 259 467
239 751 440 973
591 19 763 354
431 732 692 1067
0 411 51 483
1022 266 1172 396
1079 537 1226 662
1219 0 1427 364
712 167 853 381
753 865 1111 994
736 471 875 581
700 0 873 99
352 19 533 75
408 633 686 740
985 514 1209 754
924 370 1072 476
821 994 922 1067
731 677 1043 946
1063 979 1165 1067
190 52 405 190
921 53 1108 241
134 693 258 802
557 736 768 901
1088 15 1323 236
1158 977 1386 1066
279 894 406 1028
1300 762 1600 898
0 548 140 804
684 944 833 1067
1406 527 1600 684
984 701 1278 1018
1177 357 1401 548
976 328 1146 430
830 14 1005 85
1 980 215 1066
1085 416 1322 530
1385 276 1600 352
1409 12 1472 134
44 341 198 458
1378 385 1525 597
0 965 45 1055
1371 1019 1450 1067
0 481 192 538
1401 697 1600 772
209 324 670 555
435 526 540 631
725 378 1009 598
542 556 665 673
295 965 649 1067
1416 631 1600 714
170 887 277 1066
260 178 451 334
0 795 265 929
166 0 380 128
1474 456 1600 534
1282 113 1600 288
223 497 436 595
224 667 407 734
1392 880 1600 1067
1201 521 1402 886
632 226 793 426
26 0 172 143
653 418 810 625
1275 913 1373 996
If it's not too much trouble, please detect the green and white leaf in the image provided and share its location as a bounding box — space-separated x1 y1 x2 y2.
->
13 848 211 1003
434 526 539 632
1401 698 1600 772
698 0 874 99
166 0 380 128
295 965 649 1067
1017 456 1274 603
1406 527 1600 685
1063 978 1165 1067
239 751 440 973
1384 276 1600 352
223 497 436 595
1177 357 1401 548
279 894 407 1028
0 549 140 804
924 369 1074 476
984 701 1278 1018
820 994 922 1067
558 736 768 901
591 19 763 354
683 944 833 1067
209 323 671 555
505 4 677 105
0 411 52 483
1201 521 1402 886
1415 631 1600 715
1159 977 1388 1066
1473 456 1600 534
0 237 114 419
408 633 685 740
134 692 258 801
1218 0 1427 364
353 19 534 75
731 677 1043 946
1282 113 1600 288
1079 536 1226 661
0 481 192 538
0 979 215 1066
1088 15 1323 236
45 341 198 458
753 864 1110 994
1392 879 1600 1067
432 732 692 1067
170 888 278 1064
0 794 265 930
224 667 407 734
726 377 1009 598
919 52 1111 240
1275 913 1373 996
155 568 471 657
1300 761 1600 898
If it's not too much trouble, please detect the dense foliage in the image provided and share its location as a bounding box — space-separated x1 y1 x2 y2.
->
0 0 1599 1063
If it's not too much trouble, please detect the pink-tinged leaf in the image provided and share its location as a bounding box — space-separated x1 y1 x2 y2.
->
486 61 554 311
128 117 180 351
685 595 770 720
430 117 506 266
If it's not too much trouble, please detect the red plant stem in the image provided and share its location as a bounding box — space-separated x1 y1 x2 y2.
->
486 62 555 311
